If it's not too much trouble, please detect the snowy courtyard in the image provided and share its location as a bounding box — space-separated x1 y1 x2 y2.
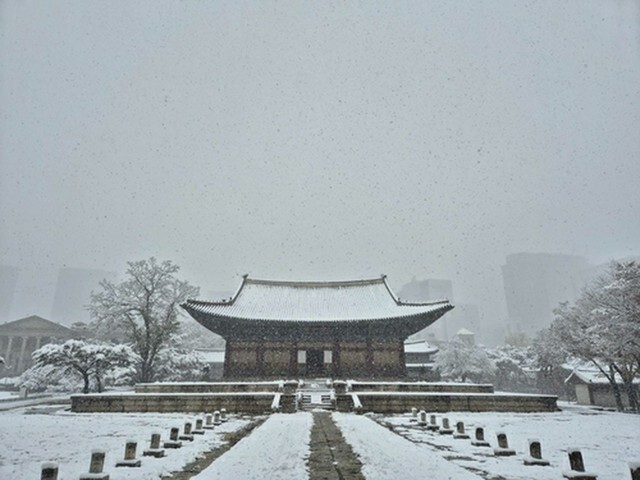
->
0 400 638 479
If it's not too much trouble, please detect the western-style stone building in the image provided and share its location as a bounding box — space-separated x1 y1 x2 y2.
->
0 315 78 376
182 275 453 378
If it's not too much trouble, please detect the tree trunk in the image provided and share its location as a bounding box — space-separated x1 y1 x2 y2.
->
607 364 625 412
82 372 90 394
623 378 638 412
592 362 624 411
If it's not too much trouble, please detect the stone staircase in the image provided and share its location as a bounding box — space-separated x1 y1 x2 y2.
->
298 380 335 410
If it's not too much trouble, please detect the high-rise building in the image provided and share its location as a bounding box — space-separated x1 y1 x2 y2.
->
502 253 591 336
399 278 454 340
0 265 19 322
51 268 116 325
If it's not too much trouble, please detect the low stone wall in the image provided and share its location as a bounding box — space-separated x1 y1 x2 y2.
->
134 381 282 394
347 381 494 394
336 392 558 413
71 392 277 414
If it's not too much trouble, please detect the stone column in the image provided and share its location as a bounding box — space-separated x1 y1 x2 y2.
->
5 336 14 366
17 336 28 372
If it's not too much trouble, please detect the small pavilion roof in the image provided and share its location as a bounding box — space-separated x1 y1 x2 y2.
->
183 275 452 323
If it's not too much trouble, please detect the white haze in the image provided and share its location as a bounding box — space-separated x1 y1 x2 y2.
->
1 1 639 338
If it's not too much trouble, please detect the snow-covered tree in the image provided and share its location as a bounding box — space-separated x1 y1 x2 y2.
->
88 257 199 382
153 347 207 382
434 338 495 383
551 261 640 411
486 344 536 392
30 340 138 394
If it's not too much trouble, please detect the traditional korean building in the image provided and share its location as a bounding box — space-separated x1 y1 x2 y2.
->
182 275 453 378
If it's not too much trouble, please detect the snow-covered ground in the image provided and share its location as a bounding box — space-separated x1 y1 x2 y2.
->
192 412 312 479
0 391 17 400
334 412 482 479
1 402 638 479
373 403 640 480
0 403 256 479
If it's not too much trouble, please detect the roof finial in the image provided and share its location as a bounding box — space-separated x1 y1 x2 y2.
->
242 273 249 279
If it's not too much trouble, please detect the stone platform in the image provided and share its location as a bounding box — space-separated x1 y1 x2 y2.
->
335 391 558 413
71 380 558 414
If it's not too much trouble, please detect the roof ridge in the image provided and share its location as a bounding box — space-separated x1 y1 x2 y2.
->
244 277 386 288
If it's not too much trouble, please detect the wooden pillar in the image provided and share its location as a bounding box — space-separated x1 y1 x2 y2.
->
256 341 265 376
398 338 407 377
288 345 297 377
333 339 341 377
365 336 374 377
223 340 233 378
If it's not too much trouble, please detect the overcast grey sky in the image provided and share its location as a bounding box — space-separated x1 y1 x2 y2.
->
1 1 639 326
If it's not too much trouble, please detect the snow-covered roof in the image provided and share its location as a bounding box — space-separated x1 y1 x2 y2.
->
456 328 474 336
403 340 439 354
565 368 640 385
195 349 225 363
183 276 452 323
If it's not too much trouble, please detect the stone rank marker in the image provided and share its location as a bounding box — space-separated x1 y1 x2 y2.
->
193 417 205 435
562 449 598 480
438 417 454 435
493 432 516 456
471 427 491 447
203 413 215 430
163 427 183 449
220 408 228 422
79 450 109 479
143 433 166 458
409 407 418 422
115 440 142 468
213 410 222 426
523 439 550 466
453 421 470 440
40 462 58 480
179 421 195 441
427 414 439 431
417 410 427 427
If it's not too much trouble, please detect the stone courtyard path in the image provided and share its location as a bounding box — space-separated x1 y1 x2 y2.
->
308 411 365 480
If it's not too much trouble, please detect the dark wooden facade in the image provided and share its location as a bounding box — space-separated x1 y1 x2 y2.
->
182 276 453 379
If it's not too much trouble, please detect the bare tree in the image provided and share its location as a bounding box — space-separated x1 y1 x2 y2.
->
89 257 199 383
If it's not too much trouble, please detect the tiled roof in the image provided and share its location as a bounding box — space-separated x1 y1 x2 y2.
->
403 340 439 354
183 276 452 323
